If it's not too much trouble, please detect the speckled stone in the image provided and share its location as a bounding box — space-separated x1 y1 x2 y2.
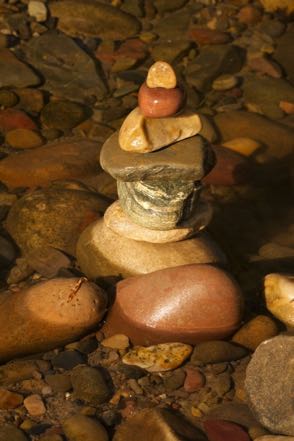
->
102 264 243 345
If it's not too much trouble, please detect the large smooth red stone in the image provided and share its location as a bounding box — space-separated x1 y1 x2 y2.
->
203 419 251 441
0 109 37 133
138 82 184 118
102 264 243 345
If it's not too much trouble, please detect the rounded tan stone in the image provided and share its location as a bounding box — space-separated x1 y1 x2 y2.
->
264 273 294 328
5 128 44 149
0 278 107 363
212 74 238 91
146 61 177 89
76 219 226 279
102 264 243 345
232 315 279 350
104 200 213 243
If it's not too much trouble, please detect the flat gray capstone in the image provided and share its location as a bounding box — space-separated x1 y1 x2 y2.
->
100 132 215 182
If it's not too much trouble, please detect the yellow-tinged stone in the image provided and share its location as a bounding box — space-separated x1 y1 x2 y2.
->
191 406 202 417
232 315 279 350
5 128 44 149
101 334 130 350
118 107 202 153
146 61 177 89
122 343 192 372
264 273 294 328
260 0 294 14
222 137 261 157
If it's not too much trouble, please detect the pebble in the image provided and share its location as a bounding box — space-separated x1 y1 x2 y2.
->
222 137 261 156
260 0 294 14
0 90 18 108
26 247 71 278
41 101 90 131
0 49 40 89
45 373 72 393
146 61 177 89
247 55 282 78
203 419 251 441
264 273 294 328
122 343 192 372
28 1 48 22
0 424 28 441
15 88 44 113
245 335 294 435
23 394 46 416
0 360 49 386
0 389 23 409
138 82 184 118
5 128 43 149
189 28 230 45
191 341 248 364
0 278 107 363
62 414 109 441
183 367 205 392
212 75 238 91
101 334 130 350
52 351 85 370
280 100 294 115
232 315 279 350
0 108 37 134
238 6 262 25
71 366 111 405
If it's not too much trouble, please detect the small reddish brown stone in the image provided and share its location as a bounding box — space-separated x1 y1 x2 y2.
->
0 108 37 133
103 264 243 345
238 6 262 25
184 367 205 392
203 145 251 186
188 28 230 45
203 419 251 441
138 82 184 118
247 56 282 78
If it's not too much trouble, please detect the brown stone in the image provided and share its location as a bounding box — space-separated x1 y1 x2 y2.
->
188 28 230 45
138 82 184 118
0 138 102 189
5 128 44 149
0 109 37 134
0 389 23 409
238 6 262 25
102 264 243 345
76 220 226 279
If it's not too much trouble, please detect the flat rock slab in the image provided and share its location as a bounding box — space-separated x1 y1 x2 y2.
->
0 49 40 89
76 219 226 279
245 334 294 436
102 264 243 345
100 132 214 182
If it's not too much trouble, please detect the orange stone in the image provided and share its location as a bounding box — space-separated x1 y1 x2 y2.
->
189 28 230 45
0 108 37 133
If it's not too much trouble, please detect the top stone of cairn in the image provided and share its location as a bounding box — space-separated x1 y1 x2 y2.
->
146 61 177 89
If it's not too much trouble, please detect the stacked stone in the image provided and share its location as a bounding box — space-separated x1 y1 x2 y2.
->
76 62 225 279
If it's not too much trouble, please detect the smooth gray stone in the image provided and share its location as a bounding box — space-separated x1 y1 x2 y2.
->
118 180 201 230
100 132 214 182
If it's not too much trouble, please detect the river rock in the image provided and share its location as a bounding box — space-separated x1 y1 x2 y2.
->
255 437 294 441
102 264 243 345
203 419 251 441
0 424 27 441
214 111 294 159
119 107 202 153
0 49 39 89
191 341 247 364
260 0 294 13
245 334 294 436
264 273 294 328
222 138 261 157
63 414 108 441
104 200 212 243
6 186 109 256
50 1 140 40
5 128 43 149
154 0 188 14
274 25 294 85
113 408 207 441
76 220 226 279
41 101 90 130
100 132 214 182
24 31 106 103
0 278 106 363
0 138 102 188
243 76 294 120
117 180 201 230
189 28 230 46
71 366 111 405
0 108 37 134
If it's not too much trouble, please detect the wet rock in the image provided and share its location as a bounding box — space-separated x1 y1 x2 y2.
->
0 49 39 88
0 235 15 267
0 138 103 189
154 8 195 41
164 369 186 390
28 1 47 22
52 351 85 370
0 389 23 409
103 264 242 345
0 278 107 362
101 132 214 182
0 108 37 134
0 360 48 386
6 257 34 285
214 111 294 159
122 343 192 372
6 186 108 256
138 82 184 118
232 315 279 350
207 402 258 429
25 31 106 103
260 0 294 14
0 424 28 441
203 419 251 441
184 367 205 392
247 55 282 78
245 335 294 435
63 414 108 441
101 334 130 350
191 341 247 364
23 394 46 416
0 90 18 108
151 41 191 64
50 1 140 40
222 138 261 157
14 88 44 114
77 220 226 279
71 366 111 405
238 5 262 25
264 274 294 328
189 28 230 45
45 373 72 393
5 128 43 149
275 25 294 85
212 74 238 91
243 76 294 120
41 101 90 131
26 247 71 278
113 408 207 441
154 0 188 14
186 45 244 92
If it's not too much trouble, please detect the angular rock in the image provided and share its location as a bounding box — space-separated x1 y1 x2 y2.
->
118 180 201 230
222 138 261 157
50 1 140 40
191 341 247 364
113 408 207 441
6 186 108 256
264 273 294 328
104 200 212 243
0 424 27 441
203 419 251 441
76 220 226 279
245 334 294 436
0 49 39 88
101 132 214 182
119 107 202 153
0 138 103 189
0 278 106 363
63 414 108 441
122 343 192 372
214 111 294 159
71 366 111 405
232 315 279 350
102 264 243 345
24 31 106 103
